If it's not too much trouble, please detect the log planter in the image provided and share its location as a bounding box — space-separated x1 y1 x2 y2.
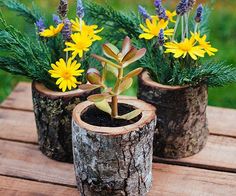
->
72 98 157 196
138 71 209 159
32 82 98 163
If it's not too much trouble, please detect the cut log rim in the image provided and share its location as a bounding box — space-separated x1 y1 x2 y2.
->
32 81 90 99
73 98 156 136
140 71 195 90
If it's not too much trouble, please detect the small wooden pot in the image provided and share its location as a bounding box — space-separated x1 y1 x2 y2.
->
138 71 209 159
32 82 98 163
72 98 156 196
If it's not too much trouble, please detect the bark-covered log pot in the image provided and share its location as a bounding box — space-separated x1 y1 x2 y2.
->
32 82 98 163
72 98 156 196
138 71 209 159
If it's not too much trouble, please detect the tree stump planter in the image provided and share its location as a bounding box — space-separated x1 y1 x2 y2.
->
72 98 156 196
138 71 209 159
32 82 98 163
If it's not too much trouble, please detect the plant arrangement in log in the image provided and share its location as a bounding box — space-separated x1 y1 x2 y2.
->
0 0 104 162
83 0 236 159
72 36 157 195
80 36 146 125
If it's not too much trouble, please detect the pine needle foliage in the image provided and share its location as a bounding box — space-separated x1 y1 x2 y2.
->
0 0 42 23
84 1 236 87
0 12 56 89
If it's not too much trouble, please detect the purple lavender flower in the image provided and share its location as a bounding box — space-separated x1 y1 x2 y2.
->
154 0 167 20
58 0 68 18
61 18 72 41
195 4 203 23
53 14 62 25
187 0 196 11
77 0 85 18
138 5 151 21
158 29 165 46
35 18 45 33
176 0 188 16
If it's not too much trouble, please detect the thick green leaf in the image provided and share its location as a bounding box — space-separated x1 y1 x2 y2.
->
118 78 133 94
123 68 143 80
121 36 132 57
92 54 121 68
117 109 142 120
102 43 119 60
86 68 102 85
79 84 101 91
88 93 111 102
122 47 138 63
123 48 146 67
94 100 112 115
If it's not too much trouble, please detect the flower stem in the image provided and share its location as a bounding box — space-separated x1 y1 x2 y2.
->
181 16 184 41
172 16 180 41
194 23 199 33
185 13 189 38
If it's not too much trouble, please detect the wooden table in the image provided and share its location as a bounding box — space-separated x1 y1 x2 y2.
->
0 82 236 195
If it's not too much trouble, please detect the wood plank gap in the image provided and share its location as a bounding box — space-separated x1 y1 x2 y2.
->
0 173 77 189
0 106 33 113
210 133 236 139
0 137 38 146
153 156 236 174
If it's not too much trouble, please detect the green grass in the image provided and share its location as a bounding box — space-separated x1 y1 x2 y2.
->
0 0 236 108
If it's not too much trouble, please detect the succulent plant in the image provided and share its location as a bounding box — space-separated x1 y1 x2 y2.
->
80 36 146 120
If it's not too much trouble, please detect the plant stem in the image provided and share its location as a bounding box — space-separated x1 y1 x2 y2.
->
181 16 184 41
185 13 189 38
111 66 123 118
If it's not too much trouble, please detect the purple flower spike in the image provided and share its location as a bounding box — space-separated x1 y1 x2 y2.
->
36 18 45 33
158 29 165 46
62 18 72 41
138 5 151 21
195 4 203 23
176 0 188 16
187 0 196 11
154 0 167 20
53 14 62 25
77 0 85 18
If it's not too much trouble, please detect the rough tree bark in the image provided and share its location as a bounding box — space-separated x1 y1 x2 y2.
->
72 99 156 196
32 82 98 163
138 71 209 159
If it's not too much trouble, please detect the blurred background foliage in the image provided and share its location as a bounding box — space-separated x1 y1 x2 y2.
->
0 0 236 108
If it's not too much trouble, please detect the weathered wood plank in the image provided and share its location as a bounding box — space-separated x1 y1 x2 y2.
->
1 82 236 138
0 82 33 111
0 108 236 172
0 108 37 143
0 140 236 196
207 106 236 138
0 175 78 196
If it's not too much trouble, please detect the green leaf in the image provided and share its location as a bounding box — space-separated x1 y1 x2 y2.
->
121 36 132 57
79 84 101 91
118 78 133 94
94 100 112 115
92 54 121 69
117 109 142 120
122 47 137 63
123 68 143 80
102 43 119 60
123 48 146 67
88 93 111 102
86 68 102 85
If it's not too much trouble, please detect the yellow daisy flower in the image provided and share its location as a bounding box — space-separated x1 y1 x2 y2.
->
49 58 84 92
139 17 174 40
164 36 205 60
71 18 103 41
64 31 93 59
39 23 64 37
166 10 177 23
192 32 218 56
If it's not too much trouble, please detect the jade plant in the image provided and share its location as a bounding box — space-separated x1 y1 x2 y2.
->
80 36 146 120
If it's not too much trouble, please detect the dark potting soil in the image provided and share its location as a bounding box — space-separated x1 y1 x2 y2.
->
81 103 142 127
